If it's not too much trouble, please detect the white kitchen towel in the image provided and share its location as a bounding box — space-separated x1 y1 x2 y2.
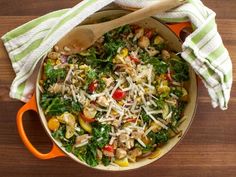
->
1 0 233 110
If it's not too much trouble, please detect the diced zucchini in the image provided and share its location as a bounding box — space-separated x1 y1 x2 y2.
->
78 116 92 133
162 103 170 119
65 125 75 139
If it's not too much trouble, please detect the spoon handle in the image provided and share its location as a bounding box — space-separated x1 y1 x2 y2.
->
95 0 186 35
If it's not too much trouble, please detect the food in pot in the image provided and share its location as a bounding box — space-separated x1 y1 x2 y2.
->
39 24 190 167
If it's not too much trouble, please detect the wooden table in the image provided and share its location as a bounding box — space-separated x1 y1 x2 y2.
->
0 1 235 177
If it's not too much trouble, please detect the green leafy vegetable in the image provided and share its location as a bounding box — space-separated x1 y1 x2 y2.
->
67 54 84 64
155 43 166 51
91 122 111 148
84 69 97 90
72 146 87 161
116 25 132 34
85 144 99 167
148 58 168 74
140 52 168 74
141 110 150 123
83 123 111 167
170 58 189 82
148 129 169 145
52 125 76 152
171 101 186 124
155 98 165 109
96 79 106 93
104 39 125 60
170 87 183 98
71 101 83 115
102 156 111 166
135 142 154 153
51 124 66 140
40 93 82 116
43 60 66 89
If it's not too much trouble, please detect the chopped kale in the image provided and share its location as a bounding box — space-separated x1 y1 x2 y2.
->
72 146 87 161
90 122 111 148
170 58 189 82
148 129 170 145
40 93 82 116
96 79 106 93
170 87 183 98
155 98 165 109
85 144 99 167
83 123 111 167
43 60 66 89
103 39 125 60
171 101 187 123
102 156 111 166
140 52 168 74
154 43 166 51
135 142 154 153
141 110 151 123
52 125 76 153
67 54 84 64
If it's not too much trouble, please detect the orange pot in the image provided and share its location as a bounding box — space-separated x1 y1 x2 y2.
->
17 10 197 171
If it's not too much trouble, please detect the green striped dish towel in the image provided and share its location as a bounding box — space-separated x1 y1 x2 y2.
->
1 0 232 110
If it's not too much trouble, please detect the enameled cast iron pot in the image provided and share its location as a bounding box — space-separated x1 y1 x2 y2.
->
17 10 197 171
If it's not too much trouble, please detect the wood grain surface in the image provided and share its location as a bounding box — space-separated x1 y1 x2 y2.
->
0 1 235 177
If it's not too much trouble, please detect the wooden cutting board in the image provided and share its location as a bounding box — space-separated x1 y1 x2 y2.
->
0 1 235 177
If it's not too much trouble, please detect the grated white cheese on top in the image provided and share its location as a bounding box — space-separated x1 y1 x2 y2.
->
105 103 113 119
137 138 146 147
142 106 168 129
70 85 77 102
110 80 121 97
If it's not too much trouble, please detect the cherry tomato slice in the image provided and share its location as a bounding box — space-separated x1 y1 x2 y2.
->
79 112 96 123
129 56 140 63
88 81 97 93
112 89 126 100
144 29 154 39
103 145 114 152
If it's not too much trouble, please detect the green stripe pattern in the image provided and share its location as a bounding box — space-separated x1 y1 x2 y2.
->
1 0 232 110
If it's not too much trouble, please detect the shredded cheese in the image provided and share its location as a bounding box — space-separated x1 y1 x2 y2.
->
137 138 146 147
142 106 168 129
74 141 89 147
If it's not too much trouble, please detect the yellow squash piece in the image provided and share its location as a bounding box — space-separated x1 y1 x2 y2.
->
78 116 92 133
120 48 128 58
56 112 76 139
114 157 129 167
154 35 164 45
57 112 76 127
150 122 162 133
181 87 188 97
157 85 170 94
148 149 161 159
65 125 75 139
162 103 170 119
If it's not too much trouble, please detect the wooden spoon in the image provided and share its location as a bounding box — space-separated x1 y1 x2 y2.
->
56 0 186 55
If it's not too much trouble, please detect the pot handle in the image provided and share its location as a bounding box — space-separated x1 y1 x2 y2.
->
16 94 66 159
167 22 192 40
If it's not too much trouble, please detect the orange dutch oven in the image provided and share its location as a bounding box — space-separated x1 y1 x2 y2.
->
16 10 197 171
